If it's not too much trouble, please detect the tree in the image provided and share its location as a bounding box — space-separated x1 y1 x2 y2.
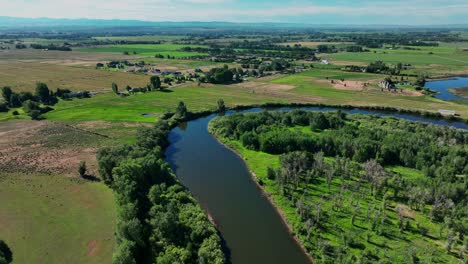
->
35 82 50 104
1 87 12 105
0 240 12 264
217 99 225 113
0 103 8 113
112 239 136 264
175 101 187 119
310 113 329 130
78 161 87 177
112 82 119 94
150 76 162 90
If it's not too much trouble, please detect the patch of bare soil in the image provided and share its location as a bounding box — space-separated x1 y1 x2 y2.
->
237 81 295 92
330 60 368 66
319 79 423 96
0 120 108 176
86 240 100 257
316 79 371 92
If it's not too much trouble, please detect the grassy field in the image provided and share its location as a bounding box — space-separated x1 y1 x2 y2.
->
0 173 116 264
211 119 461 263
0 60 151 93
324 43 468 76
1 68 467 124
272 70 468 117
79 44 208 58
92 35 184 42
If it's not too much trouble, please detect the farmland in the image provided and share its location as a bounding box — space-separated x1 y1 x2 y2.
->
79 44 208 58
0 173 116 264
1 25 468 264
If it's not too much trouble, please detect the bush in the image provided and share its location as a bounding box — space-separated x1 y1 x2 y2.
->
29 110 42 120
0 103 8 112
0 240 13 264
78 161 87 177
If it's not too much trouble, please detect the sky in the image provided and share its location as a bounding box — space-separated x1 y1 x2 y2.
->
1 0 468 25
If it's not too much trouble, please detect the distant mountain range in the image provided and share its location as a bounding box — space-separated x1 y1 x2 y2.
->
1 16 467 30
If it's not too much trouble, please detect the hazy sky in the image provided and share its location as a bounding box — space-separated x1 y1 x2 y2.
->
1 0 467 25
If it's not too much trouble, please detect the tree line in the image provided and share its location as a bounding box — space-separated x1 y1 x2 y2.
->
97 102 225 264
1 84 89 119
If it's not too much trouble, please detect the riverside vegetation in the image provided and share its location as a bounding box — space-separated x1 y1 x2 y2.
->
97 103 225 264
209 110 467 263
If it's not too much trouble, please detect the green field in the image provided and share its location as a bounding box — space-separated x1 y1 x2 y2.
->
1 67 467 124
324 43 468 76
271 70 468 117
0 174 116 264
79 44 208 58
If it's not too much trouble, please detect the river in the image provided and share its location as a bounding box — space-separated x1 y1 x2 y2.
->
165 107 467 264
425 77 468 101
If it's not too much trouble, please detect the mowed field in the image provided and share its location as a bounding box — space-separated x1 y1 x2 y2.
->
0 173 116 264
79 44 208 58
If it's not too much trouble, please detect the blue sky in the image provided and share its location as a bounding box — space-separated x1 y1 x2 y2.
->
1 0 467 25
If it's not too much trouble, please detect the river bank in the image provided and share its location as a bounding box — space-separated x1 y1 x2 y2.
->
207 132 315 264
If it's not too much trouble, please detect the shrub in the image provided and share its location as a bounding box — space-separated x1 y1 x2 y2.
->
78 161 87 177
0 103 8 112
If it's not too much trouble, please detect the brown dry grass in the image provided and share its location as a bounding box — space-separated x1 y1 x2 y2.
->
0 60 150 93
0 120 113 176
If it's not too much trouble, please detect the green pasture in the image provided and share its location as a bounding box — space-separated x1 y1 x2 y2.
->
79 44 208 58
0 174 116 264
325 44 468 71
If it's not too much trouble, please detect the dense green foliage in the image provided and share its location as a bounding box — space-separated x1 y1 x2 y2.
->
97 104 225 264
210 111 467 263
0 240 12 264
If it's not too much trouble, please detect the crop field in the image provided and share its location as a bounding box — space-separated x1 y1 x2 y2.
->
0 173 116 264
79 44 208 58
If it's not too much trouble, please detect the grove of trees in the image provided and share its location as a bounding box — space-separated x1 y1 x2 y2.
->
210 110 467 263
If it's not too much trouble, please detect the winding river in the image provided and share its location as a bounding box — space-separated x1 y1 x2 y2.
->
165 107 467 264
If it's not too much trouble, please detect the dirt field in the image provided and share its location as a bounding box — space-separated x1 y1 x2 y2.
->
315 79 424 97
0 120 114 176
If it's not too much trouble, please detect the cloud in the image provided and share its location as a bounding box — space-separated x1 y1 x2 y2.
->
0 0 466 24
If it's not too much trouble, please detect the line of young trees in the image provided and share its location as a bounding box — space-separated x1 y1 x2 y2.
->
97 102 225 264
30 43 72 51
